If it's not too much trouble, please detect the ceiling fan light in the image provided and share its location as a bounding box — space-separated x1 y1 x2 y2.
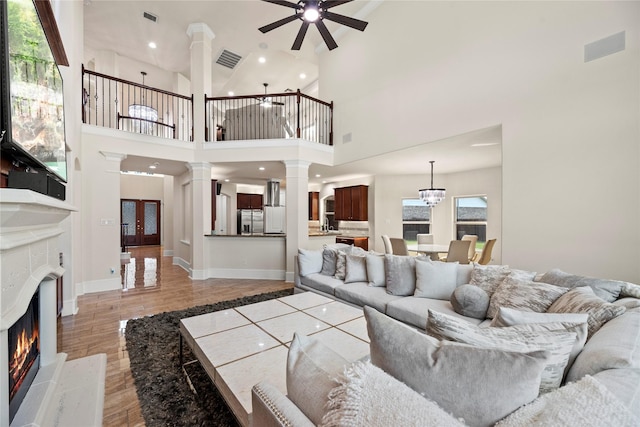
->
303 7 320 22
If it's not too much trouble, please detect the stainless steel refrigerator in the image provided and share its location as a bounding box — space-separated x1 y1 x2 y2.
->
237 209 264 235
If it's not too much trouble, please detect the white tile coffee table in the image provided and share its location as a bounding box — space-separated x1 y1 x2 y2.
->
179 292 369 426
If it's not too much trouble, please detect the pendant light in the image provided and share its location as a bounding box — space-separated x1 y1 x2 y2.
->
419 161 446 207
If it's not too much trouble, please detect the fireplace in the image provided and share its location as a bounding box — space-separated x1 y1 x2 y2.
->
8 290 40 423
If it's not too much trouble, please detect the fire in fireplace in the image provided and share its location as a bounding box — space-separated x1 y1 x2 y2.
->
8 290 40 423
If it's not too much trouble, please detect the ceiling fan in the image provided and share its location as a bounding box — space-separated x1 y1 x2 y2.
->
255 83 285 107
259 0 368 51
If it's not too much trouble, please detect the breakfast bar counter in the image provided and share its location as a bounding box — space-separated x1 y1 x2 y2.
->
204 234 286 280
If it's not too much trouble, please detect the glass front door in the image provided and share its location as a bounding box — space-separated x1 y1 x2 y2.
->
121 199 161 247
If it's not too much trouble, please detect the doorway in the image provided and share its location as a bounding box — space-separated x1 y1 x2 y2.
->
121 199 161 247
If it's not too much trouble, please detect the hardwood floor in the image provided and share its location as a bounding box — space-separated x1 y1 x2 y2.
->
56 246 293 426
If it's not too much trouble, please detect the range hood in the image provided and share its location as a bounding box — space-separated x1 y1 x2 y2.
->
265 179 281 206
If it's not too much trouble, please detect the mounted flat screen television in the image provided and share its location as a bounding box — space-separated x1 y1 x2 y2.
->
0 0 67 182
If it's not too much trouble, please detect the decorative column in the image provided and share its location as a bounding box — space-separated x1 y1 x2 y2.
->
186 23 214 149
187 162 212 279
284 160 310 281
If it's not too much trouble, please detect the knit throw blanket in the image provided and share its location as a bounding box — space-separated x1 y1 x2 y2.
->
496 375 639 427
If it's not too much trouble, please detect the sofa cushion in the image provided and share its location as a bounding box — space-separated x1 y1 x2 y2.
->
547 286 626 339
386 296 483 330
487 275 569 319
384 254 417 296
334 283 402 313
300 273 344 296
298 248 323 277
592 369 640 421
365 306 548 427
566 310 640 382
365 253 386 287
344 254 368 284
494 375 639 427
320 360 465 427
414 259 459 300
470 264 511 297
456 263 474 286
620 282 640 299
426 310 577 394
450 284 490 319
286 333 350 425
615 297 640 310
539 268 626 302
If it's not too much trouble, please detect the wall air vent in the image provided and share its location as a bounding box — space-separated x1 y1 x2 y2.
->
216 50 242 69
143 12 158 23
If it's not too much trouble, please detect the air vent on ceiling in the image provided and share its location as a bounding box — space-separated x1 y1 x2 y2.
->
143 12 158 23
216 50 242 69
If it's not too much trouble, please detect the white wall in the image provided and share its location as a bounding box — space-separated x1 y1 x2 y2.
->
322 2 639 281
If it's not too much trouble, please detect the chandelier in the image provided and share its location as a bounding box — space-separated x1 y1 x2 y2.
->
419 161 446 207
128 71 158 134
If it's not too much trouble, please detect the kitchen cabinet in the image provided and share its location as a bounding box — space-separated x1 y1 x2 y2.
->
308 192 319 220
336 236 369 251
334 185 368 221
237 193 263 210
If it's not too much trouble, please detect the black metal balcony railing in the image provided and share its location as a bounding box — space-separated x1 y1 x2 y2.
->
81 66 193 141
206 90 333 145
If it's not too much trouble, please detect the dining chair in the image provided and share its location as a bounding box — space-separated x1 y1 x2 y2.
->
416 234 434 244
389 237 409 256
461 234 478 261
444 240 471 264
476 239 496 265
381 235 393 254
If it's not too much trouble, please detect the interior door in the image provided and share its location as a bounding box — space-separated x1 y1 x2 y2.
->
121 199 161 247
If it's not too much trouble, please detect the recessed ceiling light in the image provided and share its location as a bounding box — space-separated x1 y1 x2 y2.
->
227 91 234 96
224 179 230 182
315 174 321 178
259 167 265 171
148 42 157 49
149 162 159 169
299 73 306 79
258 56 266 63
322 180 327 184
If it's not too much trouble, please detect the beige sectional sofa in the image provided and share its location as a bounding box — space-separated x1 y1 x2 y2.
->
250 245 640 426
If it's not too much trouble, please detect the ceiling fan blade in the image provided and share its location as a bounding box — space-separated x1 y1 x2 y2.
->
315 20 338 50
292 22 310 50
322 10 368 31
321 0 354 9
259 14 301 33
261 0 302 9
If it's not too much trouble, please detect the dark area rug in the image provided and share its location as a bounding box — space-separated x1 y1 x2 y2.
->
125 289 294 427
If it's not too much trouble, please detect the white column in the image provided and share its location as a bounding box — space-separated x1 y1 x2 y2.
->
187 162 212 280
284 160 310 282
186 23 214 149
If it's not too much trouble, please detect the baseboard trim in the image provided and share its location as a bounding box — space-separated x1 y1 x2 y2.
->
205 268 286 280
76 277 121 295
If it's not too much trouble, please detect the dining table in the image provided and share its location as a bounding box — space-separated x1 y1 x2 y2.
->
406 243 450 255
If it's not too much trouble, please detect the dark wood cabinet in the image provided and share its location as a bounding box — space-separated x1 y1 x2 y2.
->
237 193 263 209
336 236 369 251
334 185 368 221
308 192 319 220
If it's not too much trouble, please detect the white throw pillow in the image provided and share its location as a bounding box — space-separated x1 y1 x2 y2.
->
344 254 368 283
414 259 459 300
366 253 386 287
298 248 323 277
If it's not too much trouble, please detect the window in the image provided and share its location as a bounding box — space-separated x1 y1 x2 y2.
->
454 196 487 248
402 198 430 243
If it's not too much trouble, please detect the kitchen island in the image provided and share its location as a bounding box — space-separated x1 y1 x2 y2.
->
204 234 286 280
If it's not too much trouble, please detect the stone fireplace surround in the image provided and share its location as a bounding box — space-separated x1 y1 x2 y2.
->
0 189 106 427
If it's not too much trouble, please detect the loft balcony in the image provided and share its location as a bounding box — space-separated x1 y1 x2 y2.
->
81 67 333 146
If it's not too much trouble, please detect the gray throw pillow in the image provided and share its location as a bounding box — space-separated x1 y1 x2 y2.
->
287 333 350 425
487 275 569 319
540 268 626 302
414 259 459 300
547 286 626 339
450 284 490 319
384 254 417 296
469 264 512 297
334 250 347 280
365 253 386 287
365 306 548 427
344 254 368 283
426 310 577 394
321 243 352 276
298 248 323 277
